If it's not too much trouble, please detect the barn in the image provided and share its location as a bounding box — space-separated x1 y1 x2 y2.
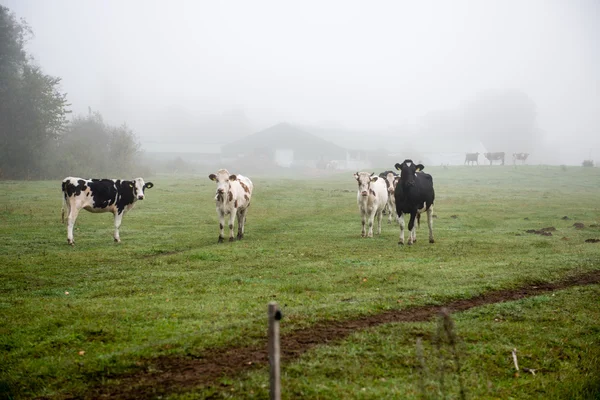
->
225 123 347 169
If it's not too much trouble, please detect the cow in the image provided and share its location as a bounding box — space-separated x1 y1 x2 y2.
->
394 160 435 245
484 152 505 165
209 169 254 243
464 152 479 165
61 177 154 245
353 172 388 237
379 170 397 217
383 171 399 224
512 152 529 164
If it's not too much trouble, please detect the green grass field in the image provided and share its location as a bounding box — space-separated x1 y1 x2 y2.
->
1 165 599 399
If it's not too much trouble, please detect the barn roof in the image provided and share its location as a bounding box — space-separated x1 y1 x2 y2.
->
227 123 347 160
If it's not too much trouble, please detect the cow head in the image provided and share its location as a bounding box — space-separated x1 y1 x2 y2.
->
209 169 236 200
131 178 153 200
353 172 378 197
385 172 397 195
394 159 424 187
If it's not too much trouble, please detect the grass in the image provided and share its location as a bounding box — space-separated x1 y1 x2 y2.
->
200 285 600 399
1 165 599 398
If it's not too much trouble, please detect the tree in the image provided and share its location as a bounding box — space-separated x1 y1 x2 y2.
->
0 5 70 179
55 112 141 177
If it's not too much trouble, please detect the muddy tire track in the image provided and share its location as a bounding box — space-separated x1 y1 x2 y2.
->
81 269 600 399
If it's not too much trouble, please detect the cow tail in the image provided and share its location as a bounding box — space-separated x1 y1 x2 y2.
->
417 213 421 228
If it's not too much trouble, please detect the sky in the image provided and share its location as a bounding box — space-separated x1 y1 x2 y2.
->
4 0 600 163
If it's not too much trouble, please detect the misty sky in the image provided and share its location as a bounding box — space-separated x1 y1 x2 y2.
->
5 0 600 162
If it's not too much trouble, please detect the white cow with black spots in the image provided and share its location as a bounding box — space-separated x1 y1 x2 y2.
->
208 169 254 243
353 172 388 237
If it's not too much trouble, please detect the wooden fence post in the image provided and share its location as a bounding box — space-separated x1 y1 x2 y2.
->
268 302 282 400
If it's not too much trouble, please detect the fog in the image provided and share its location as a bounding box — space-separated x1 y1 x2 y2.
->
6 0 599 165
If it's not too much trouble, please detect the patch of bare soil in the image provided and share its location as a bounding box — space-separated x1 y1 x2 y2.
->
525 226 556 236
585 239 600 243
573 222 585 229
80 270 600 400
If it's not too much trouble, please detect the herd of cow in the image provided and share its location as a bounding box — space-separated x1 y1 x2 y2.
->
465 152 530 166
60 159 435 246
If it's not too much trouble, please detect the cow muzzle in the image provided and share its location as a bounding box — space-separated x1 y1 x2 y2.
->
361 191 368 197
137 195 144 200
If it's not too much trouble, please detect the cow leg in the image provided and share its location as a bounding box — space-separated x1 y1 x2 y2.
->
113 212 124 243
66 206 80 245
361 212 366 237
427 207 435 243
218 212 225 243
367 210 376 237
237 208 247 240
407 213 417 245
376 209 383 235
398 213 405 245
228 212 236 242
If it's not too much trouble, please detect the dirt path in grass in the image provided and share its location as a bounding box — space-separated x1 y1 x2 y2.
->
84 269 600 400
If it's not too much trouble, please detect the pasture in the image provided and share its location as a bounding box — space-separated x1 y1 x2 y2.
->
1 165 599 399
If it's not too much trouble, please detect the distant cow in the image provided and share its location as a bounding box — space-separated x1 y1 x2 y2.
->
512 153 529 164
394 160 435 245
484 152 505 165
209 169 254 243
464 152 479 165
353 172 388 237
61 177 154 245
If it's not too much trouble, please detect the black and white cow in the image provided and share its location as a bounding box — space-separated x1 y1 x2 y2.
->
394 160 435 245
61 177 154 245
209 169 254 243
484 152 505 165
464 152 479 165
512 152 529 164
379 170 397 216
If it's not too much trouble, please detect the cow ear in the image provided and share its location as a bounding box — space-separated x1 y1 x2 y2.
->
209 174 216 181
144 182 154 189
229 174 237 181
370 176 378 182
129 183 134 188
394 163 402 170
416 164 425 172
353 173 359 180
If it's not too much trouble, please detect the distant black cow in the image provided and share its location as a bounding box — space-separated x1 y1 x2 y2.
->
394 160 435 245
464 152 479 165
512 153 529 164
61 177 154 245
484 152 505 165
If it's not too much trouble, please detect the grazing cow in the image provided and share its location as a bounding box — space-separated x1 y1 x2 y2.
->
394 160 435 245
353 172 388 237
209 169 253 243
61 177 154 245
484 152 505 165
464 152 479 165
512 152 529 164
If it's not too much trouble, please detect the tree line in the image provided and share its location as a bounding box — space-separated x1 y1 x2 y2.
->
0 5 142 179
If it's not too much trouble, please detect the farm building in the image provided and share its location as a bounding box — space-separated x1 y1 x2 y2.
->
225 123 347 169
